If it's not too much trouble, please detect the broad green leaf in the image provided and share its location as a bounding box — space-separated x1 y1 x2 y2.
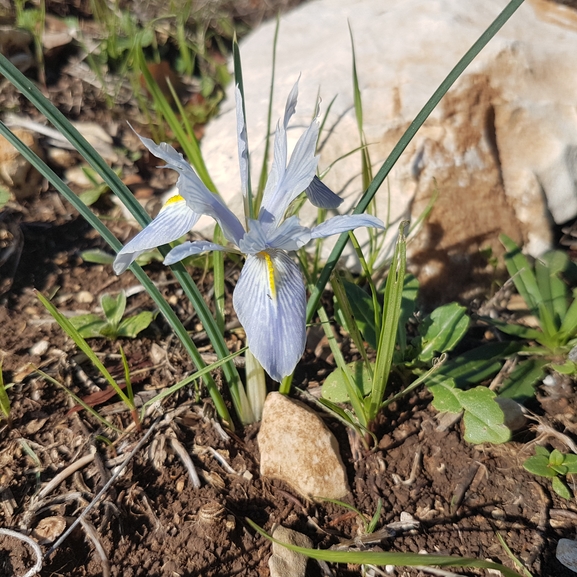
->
537 251 569 323
552 476 572 500
459 387 510 444
550 360 577 375
101 292 126 328
498 358 548 402
523 455 556 477
559 294 577 341
483 317 542 341
116 311 157 338
563 454 577 474
428 379 462 413
69 314 109 338
322 361 375 404
418 303 469 362
550 464 568 476
0 187 10 209
343 279 378 349
550 449 565 467
534 445 550 457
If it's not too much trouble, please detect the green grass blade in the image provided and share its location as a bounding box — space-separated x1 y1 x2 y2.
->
37 291 133 408
137 48 217 191
306 0 525 324
0 120 234 428
213 224 226 333
369 223 407 423
36 368 120 433
247 519 523 577
559 291 577 341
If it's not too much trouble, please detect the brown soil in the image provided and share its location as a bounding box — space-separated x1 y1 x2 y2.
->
2 2 577 577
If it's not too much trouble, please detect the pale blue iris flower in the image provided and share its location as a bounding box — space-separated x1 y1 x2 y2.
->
114 81 384 381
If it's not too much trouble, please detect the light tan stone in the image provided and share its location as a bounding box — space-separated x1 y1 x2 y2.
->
258 392 349 500
269 525 312 577
0 128 43 202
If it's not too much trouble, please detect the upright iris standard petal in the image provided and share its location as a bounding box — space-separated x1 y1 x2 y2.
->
136 134 246 245
235 85 250 198
113 196 200 274
305 176 343 209
233 250 306 382
164 240 231 265
310 214 385 239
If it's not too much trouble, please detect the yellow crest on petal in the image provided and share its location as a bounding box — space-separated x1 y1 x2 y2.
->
258 251 276 301
162 194 185 208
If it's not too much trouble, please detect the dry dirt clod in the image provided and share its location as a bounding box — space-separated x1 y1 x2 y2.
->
31 515 67 545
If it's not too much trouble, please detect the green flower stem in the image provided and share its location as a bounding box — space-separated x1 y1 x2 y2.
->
306 0 525 324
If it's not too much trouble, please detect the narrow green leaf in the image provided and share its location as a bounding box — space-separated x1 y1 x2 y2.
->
69 314 109 339
559 293 577 341
307 0 526 325
483 317 543 341
80 249 115 264
498 358 548 402
0 363 10 420
500 234 541 316
212 224 225 334
246 519 524 577
369 222 407 422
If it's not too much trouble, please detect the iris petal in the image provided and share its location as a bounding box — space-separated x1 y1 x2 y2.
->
233 250 306 382
310 214 385 239
136 133 246 245
164 240 230 265
305 176 343 209
113 197 200 274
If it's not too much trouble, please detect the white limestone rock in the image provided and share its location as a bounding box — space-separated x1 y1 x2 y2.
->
200 0 577 303
258 392 349 499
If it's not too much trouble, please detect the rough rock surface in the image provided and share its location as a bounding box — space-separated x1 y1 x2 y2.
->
258 392 349 499
269 525 312 577
200 0 577 303
0 128 43 202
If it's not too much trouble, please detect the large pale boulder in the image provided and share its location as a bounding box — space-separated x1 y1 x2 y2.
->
200 0 577 303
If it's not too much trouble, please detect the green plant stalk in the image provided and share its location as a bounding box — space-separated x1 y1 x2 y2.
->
348 231 382 334
306 0 525 325
0 122 234 429
331 274 373 375
0 55 248 427
245 349 266 422
247 519 523 577
119 344 140 430
212 224 226 334
316 303 368 429
368 223 407 423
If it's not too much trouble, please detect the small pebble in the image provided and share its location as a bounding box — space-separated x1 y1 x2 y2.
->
76 290 94 304
29 340 49 356
557 538 577 572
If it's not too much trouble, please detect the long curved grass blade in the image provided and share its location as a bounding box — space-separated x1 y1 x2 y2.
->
0 120 234 428
306 0 525 324
247 518 523 577
0 53 246 426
